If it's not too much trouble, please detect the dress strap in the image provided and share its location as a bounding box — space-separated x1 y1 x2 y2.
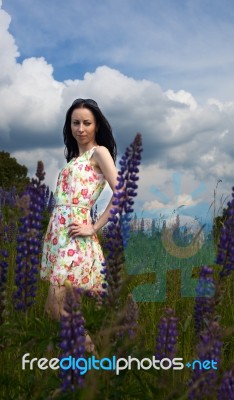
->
88 146 98 159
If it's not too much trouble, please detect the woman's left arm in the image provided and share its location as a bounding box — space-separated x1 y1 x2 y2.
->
91 146 118 233
68 146 118 238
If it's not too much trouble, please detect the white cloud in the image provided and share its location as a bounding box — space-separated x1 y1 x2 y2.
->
0 4 19 84
177 194 198 207
11 147 63 191
4 0 234 102
0 2 233 216
144 199 168 211
166 89 198 111
201 147 217 163
143 192 200 212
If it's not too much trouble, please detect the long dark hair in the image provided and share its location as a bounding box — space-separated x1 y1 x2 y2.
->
63 99 117 163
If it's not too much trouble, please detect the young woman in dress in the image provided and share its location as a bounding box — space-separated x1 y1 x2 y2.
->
41 98 118 321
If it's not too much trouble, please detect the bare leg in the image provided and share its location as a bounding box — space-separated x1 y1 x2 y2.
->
84 330 99 355
44 285 98 355
44 285 67 321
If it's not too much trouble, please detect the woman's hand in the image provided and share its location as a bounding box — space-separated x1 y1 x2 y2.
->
68 222 96 238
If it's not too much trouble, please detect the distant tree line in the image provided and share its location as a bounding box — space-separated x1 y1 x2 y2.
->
0 151 30 194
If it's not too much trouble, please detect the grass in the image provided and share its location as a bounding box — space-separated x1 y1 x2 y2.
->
0 228 233 400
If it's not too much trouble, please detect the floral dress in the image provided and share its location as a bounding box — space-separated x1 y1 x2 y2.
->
40 146 106 292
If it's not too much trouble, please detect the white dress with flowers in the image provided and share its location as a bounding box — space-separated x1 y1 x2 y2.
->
40 147 106 292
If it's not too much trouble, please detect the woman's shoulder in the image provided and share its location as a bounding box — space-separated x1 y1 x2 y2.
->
93 145 111 158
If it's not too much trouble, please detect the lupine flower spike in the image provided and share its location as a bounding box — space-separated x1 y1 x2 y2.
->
59 284 86 392
188 321 223 400
216 186 234 278
0 249 9 324
0 187 16 209
102 133 142 305
13 162 46 310
194 265 216 335
116 293 138 339
218 367 234 400
155 307 179 360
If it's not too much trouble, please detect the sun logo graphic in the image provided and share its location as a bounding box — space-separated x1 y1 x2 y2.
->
126 172 215 302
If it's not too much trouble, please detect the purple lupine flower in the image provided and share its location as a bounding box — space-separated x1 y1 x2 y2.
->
155 308 179 360
90 206 94 225
0 187 17 208
13 231 40 310
34 163 54 223
116 294 138 339
43 185 54 214
35 160 46 182
90 204 98 225
0 218 14 244
4 221 17 242
13 162 46 311
194 265 216 335
0 249 9 324
188 321 222 400
59 285 86 392
44 185 50 206
0 188 18 242
102 133 142 304
47 190 55 214
218 368 234 400
216 186 234 278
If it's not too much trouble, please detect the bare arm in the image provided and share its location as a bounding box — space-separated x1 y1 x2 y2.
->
68 146 118 238
92 146 118 233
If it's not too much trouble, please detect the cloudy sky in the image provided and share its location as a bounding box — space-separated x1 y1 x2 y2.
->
1 0 234 224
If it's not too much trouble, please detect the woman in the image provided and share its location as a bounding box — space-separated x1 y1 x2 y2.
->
41 98 118 321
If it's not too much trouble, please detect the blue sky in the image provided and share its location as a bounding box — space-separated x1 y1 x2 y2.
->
1 0 234 226
4 0 234 100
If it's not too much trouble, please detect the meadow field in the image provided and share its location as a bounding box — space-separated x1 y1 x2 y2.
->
1 202 233 399
0 138 233 399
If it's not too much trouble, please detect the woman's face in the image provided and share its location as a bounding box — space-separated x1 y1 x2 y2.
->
71 107 97 148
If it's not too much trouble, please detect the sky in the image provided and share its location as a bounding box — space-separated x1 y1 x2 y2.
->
1 0 234 226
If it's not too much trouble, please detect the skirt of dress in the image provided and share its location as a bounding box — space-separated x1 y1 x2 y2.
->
41 205 106 293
